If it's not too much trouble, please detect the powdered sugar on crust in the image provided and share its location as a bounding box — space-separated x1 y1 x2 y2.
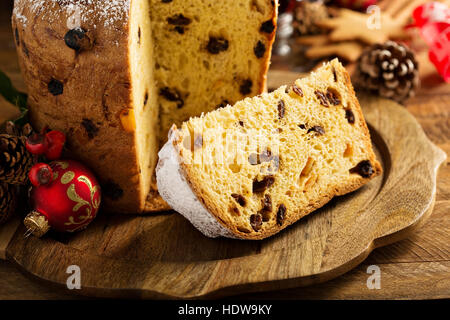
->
13 0 130 29
156 130 237 239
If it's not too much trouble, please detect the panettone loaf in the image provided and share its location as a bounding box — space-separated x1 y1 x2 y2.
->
12 0 278 213
150 0 278 142
156 59 382 239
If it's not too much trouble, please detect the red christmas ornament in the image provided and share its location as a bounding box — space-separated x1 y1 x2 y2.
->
411 2 450 82
25 129 66 160
44 130 66 160
26 133 48 155
28 163 53 187
24 160 101 237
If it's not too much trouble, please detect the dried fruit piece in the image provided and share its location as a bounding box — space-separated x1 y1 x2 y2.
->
304 174 318 190
230 206 240 216
64 28 92 52
300 157 315 178
81 118 99 139
345 109 355 124
332 67 338 82
159 87 184 108
250 213 263 231
231 193 246 207
344 143 353 158
119 109 136 132
276 204 286 226
292 85 304 97
307 125 325 136
253 175 275 193
173 26 185 34
207 37 229 54
254 41 266 58
315 90 329 107
326 89 341 105
260 19 275 33
261 194 272 213
350 160 374 178
159 87 180 101
216 100 230 109
48 79 63 96
240 79 253 95
277 100 285 119
144 91 149 107
167 14 191 26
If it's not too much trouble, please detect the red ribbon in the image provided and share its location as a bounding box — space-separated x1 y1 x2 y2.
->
411 2 450 82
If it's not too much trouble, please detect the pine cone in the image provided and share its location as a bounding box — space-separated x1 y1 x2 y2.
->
0 183 17 225
0 134 34 185
293 1 329 36
5 121 33 138
354 41 419 104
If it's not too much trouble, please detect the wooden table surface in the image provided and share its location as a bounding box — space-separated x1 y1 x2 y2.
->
0 1 448 300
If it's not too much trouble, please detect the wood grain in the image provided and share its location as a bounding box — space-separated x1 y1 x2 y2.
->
0 217 20 260
1 92 444 299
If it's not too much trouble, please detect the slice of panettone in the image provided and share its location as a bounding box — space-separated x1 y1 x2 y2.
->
156 59 382 239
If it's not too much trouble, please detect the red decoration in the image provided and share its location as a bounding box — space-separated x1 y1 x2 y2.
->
45 130 66 160
26 133 48 155
28 163 53 187
24 160 101 237
331 0 378 11
411 2 450 82
25 129 66 160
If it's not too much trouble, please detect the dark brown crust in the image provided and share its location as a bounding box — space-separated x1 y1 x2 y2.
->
175 59 382 240
12 1 145 213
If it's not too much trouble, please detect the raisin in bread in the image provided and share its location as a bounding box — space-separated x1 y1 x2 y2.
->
156 59 382 239
12 0 277 213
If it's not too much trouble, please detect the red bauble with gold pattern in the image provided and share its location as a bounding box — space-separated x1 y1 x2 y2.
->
24 160 101 237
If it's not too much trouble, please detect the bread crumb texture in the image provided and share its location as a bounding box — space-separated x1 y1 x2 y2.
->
168 60 382 239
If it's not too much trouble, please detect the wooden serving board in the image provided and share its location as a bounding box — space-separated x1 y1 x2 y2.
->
0 84 446 299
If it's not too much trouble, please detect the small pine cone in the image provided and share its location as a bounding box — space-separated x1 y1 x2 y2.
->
354 41 419 104
5 121 34 138
0 134 34 185
293 1 329 36
0 183 17 225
